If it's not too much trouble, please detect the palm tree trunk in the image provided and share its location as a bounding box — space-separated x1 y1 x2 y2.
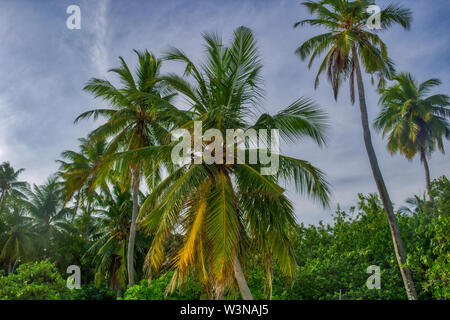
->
352 46 418 300
233 255 254 300
127 167 140 287
85 201 91 248
420 149 433 203
71 191 81 224
0 190 5 204
0 190 6 212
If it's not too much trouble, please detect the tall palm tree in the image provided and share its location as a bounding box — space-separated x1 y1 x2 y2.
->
294 0 417 299
76 50 184 286
131 27 330 299
374 73 450 202
0 162 28 210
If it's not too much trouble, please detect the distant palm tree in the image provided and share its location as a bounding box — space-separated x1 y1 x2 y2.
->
24 176 73 252
57 137 109 243
0 202 37 273
76 50 185 286
0 162 28 209
132 27 330 299
295 0 417 299
87 185 134 295
58 137 109 203
375 73 450 202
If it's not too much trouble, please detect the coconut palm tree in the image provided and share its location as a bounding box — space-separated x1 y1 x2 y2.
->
0 202 37 273
0 162 28 210
24 176 73 252
57 137 110 245
57 138 109 204
374 73 450 202
87 185 133 295
75 50 185 286
87 182 162 297
294 0 417 299
130 27 330 300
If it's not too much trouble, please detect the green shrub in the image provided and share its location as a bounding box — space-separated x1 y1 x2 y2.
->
69 283 116 300
121 271 202 300
0 260 71 300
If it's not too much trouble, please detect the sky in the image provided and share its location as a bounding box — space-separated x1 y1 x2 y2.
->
0 0 448 225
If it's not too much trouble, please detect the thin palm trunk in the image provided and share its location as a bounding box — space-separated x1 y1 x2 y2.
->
352 46 418 300
420 148 433 203
0 189 7 212
0 190 5 205
85 201 91 248
71 191 81 224
233 255 254 300
127 168 140 287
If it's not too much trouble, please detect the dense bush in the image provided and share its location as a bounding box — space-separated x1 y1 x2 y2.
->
245 176 449 300
121 271 203 300
69 283 116 300
0 260 71 300
405 177 450 299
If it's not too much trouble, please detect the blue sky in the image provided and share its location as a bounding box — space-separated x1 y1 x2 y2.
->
0 0 449 225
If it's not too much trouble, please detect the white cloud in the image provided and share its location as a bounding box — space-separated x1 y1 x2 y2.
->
86 0 110 78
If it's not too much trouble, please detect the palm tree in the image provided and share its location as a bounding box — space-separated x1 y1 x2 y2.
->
131 27 330 299
374 73 450 202
24 176 73 252
0 162 28 210
87 185 134 295
58 138 109 204
76 50 184 286
295 0 417 299
0 202 37 273
57 137 110 244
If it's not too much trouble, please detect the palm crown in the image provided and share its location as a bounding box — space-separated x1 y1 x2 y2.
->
0 162 28 208
374 72 450 200
375 72 450 158
295 0 411 101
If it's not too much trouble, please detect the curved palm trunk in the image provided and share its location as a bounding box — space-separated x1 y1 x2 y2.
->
420 149 433 203
127 168 140 287
233 255 254 300
352 47 418 300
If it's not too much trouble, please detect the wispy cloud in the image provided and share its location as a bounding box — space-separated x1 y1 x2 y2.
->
86 0 110 77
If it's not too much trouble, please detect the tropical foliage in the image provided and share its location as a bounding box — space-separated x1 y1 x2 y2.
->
0 1 448 301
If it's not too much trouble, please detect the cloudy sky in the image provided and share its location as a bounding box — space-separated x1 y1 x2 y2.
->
0 0 448 225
